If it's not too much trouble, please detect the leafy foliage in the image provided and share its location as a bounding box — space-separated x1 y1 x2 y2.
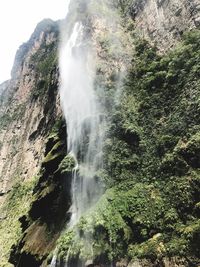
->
56 30 200 264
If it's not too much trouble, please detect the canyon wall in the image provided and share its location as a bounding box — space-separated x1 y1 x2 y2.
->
0 19 60 203
130 0 200 51
0 1 200 266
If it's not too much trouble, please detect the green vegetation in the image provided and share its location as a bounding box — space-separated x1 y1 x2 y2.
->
56 30 200 264
0 177 38 267
58 155 76 175
43 141 64 164
5 119 69 266
0 103 26 130
30 41 58 100
1 5 200 265
0 114 13 129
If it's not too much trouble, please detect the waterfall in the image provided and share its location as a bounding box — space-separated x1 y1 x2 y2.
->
59 1 104 229
50 1 128 265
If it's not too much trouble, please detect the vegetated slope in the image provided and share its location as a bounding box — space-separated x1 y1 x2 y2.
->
56 30 200 267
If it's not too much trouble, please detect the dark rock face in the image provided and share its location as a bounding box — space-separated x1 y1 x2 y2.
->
9 121 72 267
9 251 43 267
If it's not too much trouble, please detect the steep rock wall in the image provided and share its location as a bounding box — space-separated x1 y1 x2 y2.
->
130 0 200 51
0 19 61 203
0 19 63 265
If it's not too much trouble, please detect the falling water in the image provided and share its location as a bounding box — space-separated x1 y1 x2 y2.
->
49 1 129 265
59 1 104 229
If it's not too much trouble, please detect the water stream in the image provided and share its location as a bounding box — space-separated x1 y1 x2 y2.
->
59 14 103 226
57 4 106 264
51 0 125 265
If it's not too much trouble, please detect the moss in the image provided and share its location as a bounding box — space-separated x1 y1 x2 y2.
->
20 220 59 260
53 29 200 264
43 141 64 164
56 183 167 262
103 137 140 184
128 234 165 260
56 174 199 262
30 40 58 100
7 119 70 266
58 155 76 174
0 177 38 265
0 113 13 129
160 152 189 177
175 133 200 168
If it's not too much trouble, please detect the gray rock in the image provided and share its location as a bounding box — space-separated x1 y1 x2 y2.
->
130 0 200 52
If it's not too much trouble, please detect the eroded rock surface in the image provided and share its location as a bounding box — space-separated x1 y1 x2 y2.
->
131 0 200 51
0 19 61 204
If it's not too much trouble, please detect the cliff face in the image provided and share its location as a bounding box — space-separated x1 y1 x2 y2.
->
130 0 200 51
0 1 200 267
0 19 62 266
0 19 60 202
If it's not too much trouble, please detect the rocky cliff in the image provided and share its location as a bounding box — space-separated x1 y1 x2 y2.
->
0 19 60 200
129 0 200 51
0 0 200 267
0 18 62 265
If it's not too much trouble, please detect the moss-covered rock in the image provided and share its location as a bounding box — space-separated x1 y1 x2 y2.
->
176 133 200 168
8 120 72 266
0 178 37 267
54 29 200 265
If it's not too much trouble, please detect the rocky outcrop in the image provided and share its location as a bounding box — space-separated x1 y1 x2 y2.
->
130 0 200 51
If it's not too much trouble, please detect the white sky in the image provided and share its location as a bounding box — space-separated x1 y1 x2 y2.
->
0 0 69 84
